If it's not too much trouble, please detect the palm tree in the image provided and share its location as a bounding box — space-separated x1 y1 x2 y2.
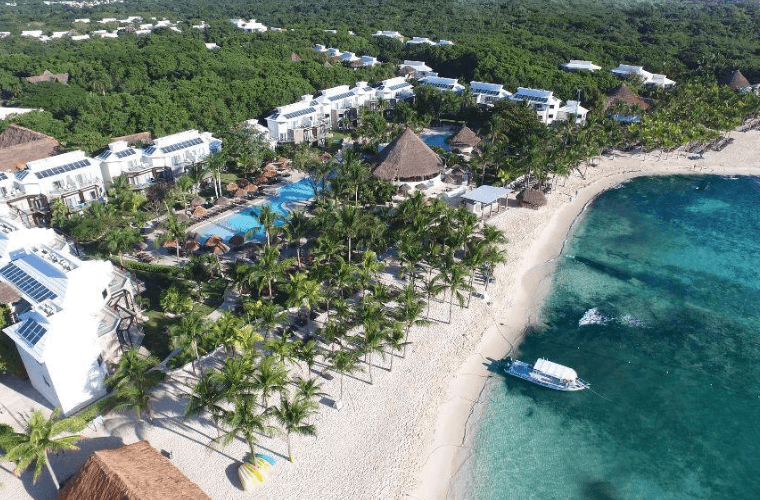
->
252 356 289 410
265 335 297 369
334 205 363 262
271 394 316 462
159 205 189 261
329 349 360 405
210 311 244 355
0 408 84 490
185 372 223 433
255 204 281 247
394 285 430 358
213 393 274 461
245 299 288 339
284 210 310 268
294 376 327 406
249 245 295 298
100 226 142 266
105 348 162 422
285 271 324 332
169 312 209 376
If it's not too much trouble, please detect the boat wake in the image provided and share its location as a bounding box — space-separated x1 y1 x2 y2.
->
579 308 645 328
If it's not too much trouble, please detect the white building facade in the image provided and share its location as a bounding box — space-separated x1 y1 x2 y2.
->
561 60 602 72
611 64 675 87
0 218 141 415
419 75 465 93
469 81 512 104
398 60 435 79
510 87 563 125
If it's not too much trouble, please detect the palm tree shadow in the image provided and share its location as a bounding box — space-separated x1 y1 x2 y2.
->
225 461 244 491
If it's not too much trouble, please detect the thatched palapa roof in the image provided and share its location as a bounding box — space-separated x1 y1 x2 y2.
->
112 131 152 145
191 206 207 218
0 124 61 172
0 283 21 304
372 128 444 182
191 196 205 207
722 70 751 91
517 188 547 208
26 69 68 84
605 84 650 111
290 52 301 62
215 196 230 206
446 125 481 148
58 440 210 500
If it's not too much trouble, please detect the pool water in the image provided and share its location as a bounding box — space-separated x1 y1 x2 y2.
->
196 177 315 243
420 131 452 151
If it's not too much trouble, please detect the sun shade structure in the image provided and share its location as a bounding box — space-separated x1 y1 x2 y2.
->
517 188 547 208
605 84 650 111
191 196 205 207
446 125 481 149
58 440 211 500
215 196 230 206
0 124 61 173
191 206 207 218
461 185 511 218
372 128 444 182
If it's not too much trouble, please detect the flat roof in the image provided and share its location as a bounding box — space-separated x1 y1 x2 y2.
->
461 185 512 204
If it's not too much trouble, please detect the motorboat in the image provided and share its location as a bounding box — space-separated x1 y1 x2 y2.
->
504 357 589 391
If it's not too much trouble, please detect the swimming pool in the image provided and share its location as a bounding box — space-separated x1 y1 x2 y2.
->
194 177 315 243
420 131 452 151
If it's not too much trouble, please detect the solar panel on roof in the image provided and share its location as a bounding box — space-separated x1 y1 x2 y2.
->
0 263 58 303
389 82 410 91
144 146 156 155
97 150 112 160
15 170 30 180
283 107 316 119
328 91 355 101
115 148 136 159
34 158 92 179
17 319 47 346
159 137 203 154
0 173 6 181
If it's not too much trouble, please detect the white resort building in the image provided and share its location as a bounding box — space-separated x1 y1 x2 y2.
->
407 36 435 45
0 217 142 415
561 60 602 72
230 18 268 33
611 64 675 87
469 81 512 105
266 82 377 143
510 87 563 125
372 30 404 41
398 60 435 79
556 100 589 125
419 75 465 93
0 151 105 218
375 76 415 102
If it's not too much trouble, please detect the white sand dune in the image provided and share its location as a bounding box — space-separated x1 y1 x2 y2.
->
2 130 759 500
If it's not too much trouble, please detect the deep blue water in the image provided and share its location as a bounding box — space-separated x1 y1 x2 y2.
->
461 176 760 500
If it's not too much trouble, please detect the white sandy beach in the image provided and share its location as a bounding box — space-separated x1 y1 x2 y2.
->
1 130 759 500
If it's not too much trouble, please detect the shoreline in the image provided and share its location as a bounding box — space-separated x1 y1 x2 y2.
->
3 133 759 500
407 129 760 500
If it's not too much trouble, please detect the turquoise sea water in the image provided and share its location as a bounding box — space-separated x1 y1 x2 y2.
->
461 176 760 500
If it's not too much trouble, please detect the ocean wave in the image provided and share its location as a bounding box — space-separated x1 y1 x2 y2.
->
619 315 645 327
579 308 609 326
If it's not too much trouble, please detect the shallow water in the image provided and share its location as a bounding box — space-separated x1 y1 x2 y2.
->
461 176 760 500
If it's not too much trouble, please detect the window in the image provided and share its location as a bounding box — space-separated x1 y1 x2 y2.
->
102 289 108 299
52 181 63 190
97 355 103 366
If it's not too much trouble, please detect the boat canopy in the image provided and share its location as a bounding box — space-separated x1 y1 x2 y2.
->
534 358 578 381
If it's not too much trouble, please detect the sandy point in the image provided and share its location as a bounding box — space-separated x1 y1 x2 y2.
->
406 129 760 500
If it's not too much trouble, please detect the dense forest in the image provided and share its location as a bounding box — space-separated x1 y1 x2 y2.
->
1 0 760 151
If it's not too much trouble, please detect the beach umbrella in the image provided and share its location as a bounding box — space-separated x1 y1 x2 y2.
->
245 184 259 193
161 239 178 249
215 196 230 206
192 206 207 218
184 239 201 253
191 196 205 207
517 188 547 209
415 183 429 191
255 175 268 185
229 234 245 248
177 213 190 222
205 234 223 247
226 182 239 192
234 188 247 198
210 242 230 254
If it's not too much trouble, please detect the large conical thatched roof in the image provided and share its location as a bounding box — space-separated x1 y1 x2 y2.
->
0 282 21 304
58 440 211 500
722 70 751 91
372 128 444 182
447 125 481 148
605 84 650 111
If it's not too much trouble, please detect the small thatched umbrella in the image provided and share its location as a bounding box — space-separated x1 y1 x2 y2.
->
210 241 230 255
415 183 429 191
0 283 21 305
255 175 268 185
177 213 190 222
161 239 179 249
205 234 223 248
245 184 259 193
517 188 547 209
397 184 412 196
184 239 200 253
262 166 278 177
237 178 249 188
234 188 248 198
228 234 245 248
191 206 207 218
225 182 238 193
191 196 205 207
215 196 230 206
